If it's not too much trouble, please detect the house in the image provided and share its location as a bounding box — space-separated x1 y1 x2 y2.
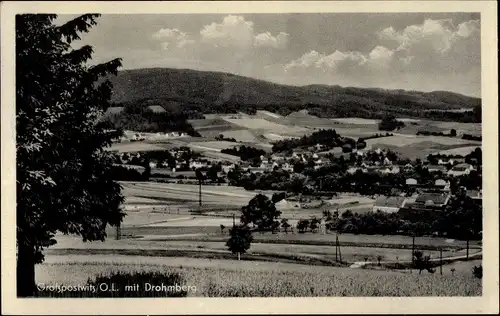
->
403 163 414 172
275 199 300 210
282 162 294 172
406 178 418 186
189 161 207 170
312 153 319 159
149 161 157 169
383 157 393 165
434 179 450 191
448 163 474 177
222 164 235 173
414 192 450 209
373 196 407 213
248 167 266 174
426 164 447 173
438 158 454 165
271 154 285 162
466 190 482 200
147 105 166 113
347 167 360 174
378 166 400 174
104 106 124 116
169 132 180 138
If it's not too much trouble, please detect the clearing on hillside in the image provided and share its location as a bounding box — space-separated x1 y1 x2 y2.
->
187 141 240 152
222 117 309 135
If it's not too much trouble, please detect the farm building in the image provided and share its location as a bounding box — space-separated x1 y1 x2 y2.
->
372 196 407 213
104 106 124 116
425 164 447 173
403 163 414 172
447 163 474 177
434 179 451 191
275 199 300 210
413 192 450 209
406 178 418 186
466 190 482 200
147 105 166 113
378 166 400 174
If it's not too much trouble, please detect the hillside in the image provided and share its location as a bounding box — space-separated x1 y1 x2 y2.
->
104 68 481 122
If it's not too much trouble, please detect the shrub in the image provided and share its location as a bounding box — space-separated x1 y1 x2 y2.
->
472 265 482 279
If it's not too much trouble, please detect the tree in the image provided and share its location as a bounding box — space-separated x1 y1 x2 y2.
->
271 192 286 203
220 224 226 235
293 162 305 174
16 14 124 296
450 129 457 137
281 218 291 234
240 194 281 231
226 225 253 260
206 164 219 182
378 115 405 131
413 251 434 274
309 217 320 233
296 219 310 233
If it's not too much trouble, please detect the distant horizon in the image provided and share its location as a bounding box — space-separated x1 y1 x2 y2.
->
115 66 481 99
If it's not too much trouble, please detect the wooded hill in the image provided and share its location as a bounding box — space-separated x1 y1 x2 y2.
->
104 68 481 123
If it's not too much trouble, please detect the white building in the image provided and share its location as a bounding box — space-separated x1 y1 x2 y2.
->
447 163 474 177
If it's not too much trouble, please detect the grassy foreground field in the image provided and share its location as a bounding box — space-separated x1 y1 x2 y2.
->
36 258 481 296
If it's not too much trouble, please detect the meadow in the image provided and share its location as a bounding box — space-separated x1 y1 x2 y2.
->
36 257 482 296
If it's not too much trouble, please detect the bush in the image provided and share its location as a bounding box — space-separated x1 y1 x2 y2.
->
379 115 405 131
472 265 482 279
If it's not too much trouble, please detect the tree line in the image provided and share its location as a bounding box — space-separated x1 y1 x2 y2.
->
272 129 357 153
221 145 266 161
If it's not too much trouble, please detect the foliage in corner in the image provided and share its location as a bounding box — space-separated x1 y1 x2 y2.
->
16 14 124 296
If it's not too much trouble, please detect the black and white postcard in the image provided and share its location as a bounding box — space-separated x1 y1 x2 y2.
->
1 1 498 315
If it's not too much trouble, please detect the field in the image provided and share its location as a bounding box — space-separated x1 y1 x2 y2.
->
331 118 379 125
38 177 483 297
36 257 481 296
187 140 240 152
198 151 242 162
364 134 481 159
109 141 168 153
120 182 275 207
214 129 261 143
222 117 309 135
436 146 481 156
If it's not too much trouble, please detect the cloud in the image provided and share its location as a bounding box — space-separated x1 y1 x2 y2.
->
284 46 396 75
152 28 194 50
200 15 255 49
254 31 289 49
377 18 480 66
284 18 479 81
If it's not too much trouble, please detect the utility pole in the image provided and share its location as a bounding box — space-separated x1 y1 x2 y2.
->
335 233 338 262
466 238 469 259
338 234 342 263
233 213 235 227
411 234 415 264
198 179 202 206
439 248 443 275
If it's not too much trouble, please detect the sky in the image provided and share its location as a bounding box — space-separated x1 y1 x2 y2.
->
56 13 481 97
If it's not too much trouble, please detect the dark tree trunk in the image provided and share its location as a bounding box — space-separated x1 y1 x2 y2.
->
17 242 37 297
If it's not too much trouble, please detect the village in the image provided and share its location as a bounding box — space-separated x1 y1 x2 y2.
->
111 131 482 217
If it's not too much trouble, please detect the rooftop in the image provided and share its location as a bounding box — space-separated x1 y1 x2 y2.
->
374 196 406 208
415 193 450 205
